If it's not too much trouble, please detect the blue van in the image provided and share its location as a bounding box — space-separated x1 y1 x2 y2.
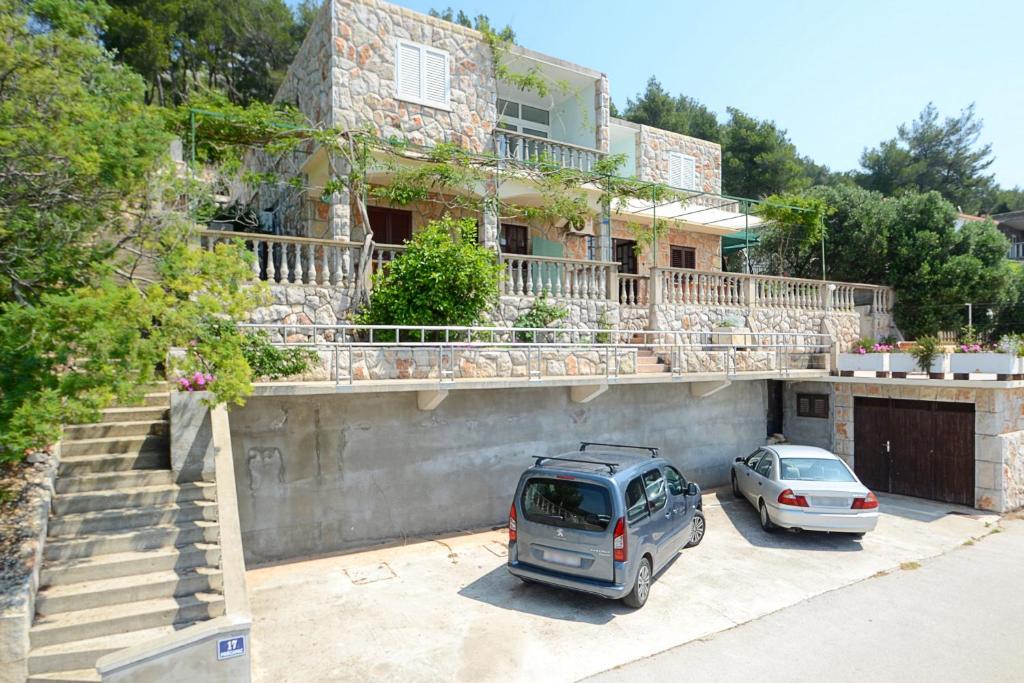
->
507 443 704 608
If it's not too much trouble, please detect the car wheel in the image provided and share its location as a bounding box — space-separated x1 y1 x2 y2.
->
731 473 742 499
685 510 706 548
622 556 652 609
758 500 777 532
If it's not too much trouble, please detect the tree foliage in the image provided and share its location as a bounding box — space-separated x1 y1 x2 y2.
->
721 108 810 199
858 103 997 214
102 0 312 105
0 0 168 304
620 77 721 143
357 216 502 328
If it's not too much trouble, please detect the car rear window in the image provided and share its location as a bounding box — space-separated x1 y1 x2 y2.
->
779 458 856 482
521 478 612 531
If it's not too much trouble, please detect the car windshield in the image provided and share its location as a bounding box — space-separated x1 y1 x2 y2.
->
778 458 856 482
521 478 612 531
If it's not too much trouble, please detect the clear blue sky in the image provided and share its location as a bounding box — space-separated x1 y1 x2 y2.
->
324 0 1024 188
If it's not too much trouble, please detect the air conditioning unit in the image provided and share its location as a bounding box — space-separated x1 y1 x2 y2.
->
560 217 595 236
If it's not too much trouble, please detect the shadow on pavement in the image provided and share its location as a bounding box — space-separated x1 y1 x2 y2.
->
457 564 633 625
874 493 984 523
715 495 865 552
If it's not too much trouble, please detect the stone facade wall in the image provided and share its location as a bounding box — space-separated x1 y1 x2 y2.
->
276 1 333 125
610 220 721 275
831 382 1024 512
332 0 497 152
248 284 355 335
637 126 722 195
651 304 860 350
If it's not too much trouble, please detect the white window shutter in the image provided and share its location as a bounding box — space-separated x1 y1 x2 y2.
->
423 49 449 106
668 153 683 188
682 155 697 191
396 42 422 101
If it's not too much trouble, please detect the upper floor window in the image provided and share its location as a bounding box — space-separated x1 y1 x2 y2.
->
669 152 698 191
395 39 450 109
497 98 549 138
670 245 696 269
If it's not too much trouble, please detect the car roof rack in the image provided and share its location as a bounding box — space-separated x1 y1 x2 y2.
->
579 442 659 458
533 455 619 474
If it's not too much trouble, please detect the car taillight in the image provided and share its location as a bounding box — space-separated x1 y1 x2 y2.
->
612 517 626 562
508 503 517 542
777 489 809 507
852 492 879 510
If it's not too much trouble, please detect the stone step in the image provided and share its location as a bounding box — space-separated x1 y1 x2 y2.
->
48 501 218 536
637 364 670 373
98 406 168 423
36 567 223 616
28 623 195 676
30 592 225 648
55 470 175 495
27 668 100 682
61 435 169 458
45 522 220 562
63 420 168 441
636 355 662 365
111 392 170 409
58 451 170 477
41 543 221 587
52 482 215 516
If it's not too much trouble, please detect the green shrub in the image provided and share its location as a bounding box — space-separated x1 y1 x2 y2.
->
909 336 941 373
241 331 316 379
357 215 502 339
513 294 568 342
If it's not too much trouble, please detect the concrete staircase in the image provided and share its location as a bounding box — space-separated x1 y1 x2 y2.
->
27 390 225 682
636 349 669 373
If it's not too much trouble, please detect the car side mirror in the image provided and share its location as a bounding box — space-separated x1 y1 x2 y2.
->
734 457 744 463
686 482 699 497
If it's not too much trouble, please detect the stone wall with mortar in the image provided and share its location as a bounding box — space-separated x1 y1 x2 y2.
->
830 382 1024 512
332 0 498 151
651 304 860 350
229 380 767 563
276 1 333 126
637 126 722 195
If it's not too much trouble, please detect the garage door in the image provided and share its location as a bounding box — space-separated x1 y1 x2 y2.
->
853 398 975 506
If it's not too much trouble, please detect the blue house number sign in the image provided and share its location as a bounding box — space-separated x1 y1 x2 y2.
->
217 635 246 661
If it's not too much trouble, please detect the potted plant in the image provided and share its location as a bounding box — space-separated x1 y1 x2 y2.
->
894 336 948 378
949 335 1022 379
837 338 892 376
711 315 751 347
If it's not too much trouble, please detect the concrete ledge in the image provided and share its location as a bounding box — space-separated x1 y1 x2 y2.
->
251 369 829 397
97 613 251 682
569 383 608 404
690 380 732 398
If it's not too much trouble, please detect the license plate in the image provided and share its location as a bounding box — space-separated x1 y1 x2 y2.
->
811 497 850 508
544 549 582 567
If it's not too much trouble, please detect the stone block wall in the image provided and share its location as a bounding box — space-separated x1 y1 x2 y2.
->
637 126 722 195
651 304 860 350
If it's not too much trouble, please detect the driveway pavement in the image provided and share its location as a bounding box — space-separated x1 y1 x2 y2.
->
587 516 1024 683
246 491 998 683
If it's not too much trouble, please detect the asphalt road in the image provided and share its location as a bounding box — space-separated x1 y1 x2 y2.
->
587 517 1024 683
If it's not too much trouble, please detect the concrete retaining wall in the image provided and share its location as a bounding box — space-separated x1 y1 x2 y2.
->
228 381 768 565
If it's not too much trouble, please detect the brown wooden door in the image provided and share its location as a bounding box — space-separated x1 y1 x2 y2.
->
367 207 412 245
613 239 637 274
853 398 974 506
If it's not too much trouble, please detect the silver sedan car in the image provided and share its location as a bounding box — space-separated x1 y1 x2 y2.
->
731 445 879 536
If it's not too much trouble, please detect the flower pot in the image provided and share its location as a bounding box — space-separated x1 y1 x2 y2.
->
837 353 890 373
949 352 1019 377
711 326 752 347
890 353 949 377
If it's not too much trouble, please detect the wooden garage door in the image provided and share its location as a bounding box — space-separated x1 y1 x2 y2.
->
853 398 974 506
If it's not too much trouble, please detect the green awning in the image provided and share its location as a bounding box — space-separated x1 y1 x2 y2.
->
721 230 760 255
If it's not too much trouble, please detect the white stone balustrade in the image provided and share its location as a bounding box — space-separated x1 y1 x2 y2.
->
500 254 617 301
494 129 604 172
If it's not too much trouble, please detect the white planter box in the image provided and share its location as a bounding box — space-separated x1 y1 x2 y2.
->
949 352 1019 376
890 353 950 375
711 327 751 347
837 353 889 373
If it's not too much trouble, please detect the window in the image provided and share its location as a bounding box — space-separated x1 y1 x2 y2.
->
755 454 774 479
625 476 648 523
367 207 413 245
779 458 856 482
496 98 550 138
521 478 612 531
642 469 668 514
745 449 765 469
585 235 597 261
670 246 696 269
797 393 829 419
500 224 528 255
613 239 638 274
664 466 687 496
395 39 450 108
668 152 698 191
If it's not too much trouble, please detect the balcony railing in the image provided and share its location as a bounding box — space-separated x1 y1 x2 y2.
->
655 268 892 314
500 253 616 300
1010 242 1024 260
494 129 604 172
197 230 404 288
